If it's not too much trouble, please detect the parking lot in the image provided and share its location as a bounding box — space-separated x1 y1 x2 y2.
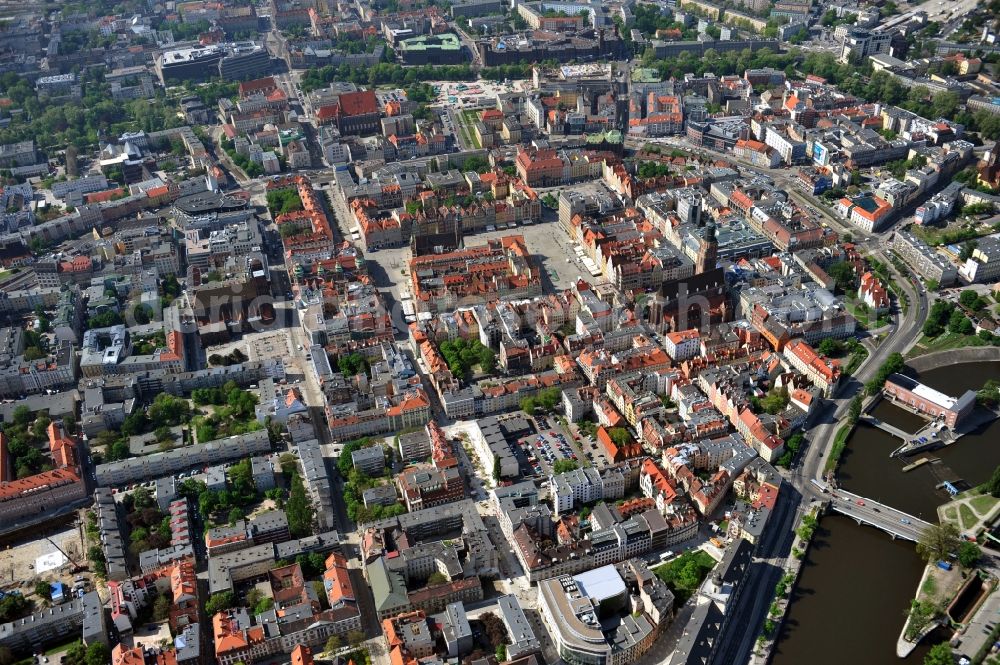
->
518 424 579 477
567 422 610 470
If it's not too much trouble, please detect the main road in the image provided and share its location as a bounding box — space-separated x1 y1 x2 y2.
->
792 250 929 502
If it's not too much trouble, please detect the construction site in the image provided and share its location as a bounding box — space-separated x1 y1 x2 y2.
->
0 511 94 605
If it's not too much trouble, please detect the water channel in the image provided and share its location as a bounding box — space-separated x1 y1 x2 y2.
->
772 362 1000 664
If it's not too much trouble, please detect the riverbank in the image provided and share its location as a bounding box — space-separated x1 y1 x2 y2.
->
896 561 959 657
775 361 1000 663
907 346 1000 372
750 503 822 664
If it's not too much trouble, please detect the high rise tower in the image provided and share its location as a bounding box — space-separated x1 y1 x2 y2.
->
696 224 718 275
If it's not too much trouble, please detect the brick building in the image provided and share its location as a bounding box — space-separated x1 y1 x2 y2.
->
883 374 975 429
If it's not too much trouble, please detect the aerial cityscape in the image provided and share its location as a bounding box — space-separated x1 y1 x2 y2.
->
0 0 999 664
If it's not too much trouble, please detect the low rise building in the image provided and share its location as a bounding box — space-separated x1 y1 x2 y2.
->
883 374 975 429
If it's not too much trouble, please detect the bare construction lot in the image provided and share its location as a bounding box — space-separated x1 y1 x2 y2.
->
0 519 90 596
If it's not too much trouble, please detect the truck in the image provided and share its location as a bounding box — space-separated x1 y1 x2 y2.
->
937 560 952 571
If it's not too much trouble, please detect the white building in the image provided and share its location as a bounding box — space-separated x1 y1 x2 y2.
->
663 329 701 361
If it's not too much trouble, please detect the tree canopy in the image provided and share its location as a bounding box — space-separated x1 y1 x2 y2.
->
286 472 315 538
439 339 496 380
520 387 562 415
916 521 961 563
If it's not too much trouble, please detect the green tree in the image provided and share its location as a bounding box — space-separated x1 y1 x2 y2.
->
12 406 32 427
63 642 87 665
428 571 448 586
922 642 952 665
325 635 343 653
607 427 632 447
827 261 856 292
0 593 28 622
266 189 303 217
818 339 845 356
761 387 790 414
205 590 236 615
916 522 961 563
957 541 981 568
84 643 110 665
286 473 314 537
866 352 906 396
848 395 863 424
553 459 579 473
347 630 366 648
338 352 369 377
959 240 978 261
152 594 170 621
905 599 940 641
34 581 51 600
132 485 155 509
438 338 496 380
131 304 153 325
922 319 945 338
947 309 974 336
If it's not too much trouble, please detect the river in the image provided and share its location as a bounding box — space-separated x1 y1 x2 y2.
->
772 361 1000 664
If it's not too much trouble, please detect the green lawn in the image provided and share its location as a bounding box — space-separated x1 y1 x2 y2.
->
908 331 988 357
845 301 889 330
654 550 717 605
843 347 869 376
824 424 853 474
45 637 83 655
457 109 482 149
971 494 999 515
959 503 978 530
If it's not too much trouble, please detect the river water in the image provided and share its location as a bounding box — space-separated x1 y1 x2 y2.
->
772 362 1000 665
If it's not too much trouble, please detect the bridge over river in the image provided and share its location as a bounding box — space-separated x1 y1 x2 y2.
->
814 481 932 541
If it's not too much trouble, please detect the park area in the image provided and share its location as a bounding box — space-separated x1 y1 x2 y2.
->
455 109 483 149
651 550 716 604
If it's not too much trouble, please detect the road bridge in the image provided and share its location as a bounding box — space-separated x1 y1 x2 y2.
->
825 487 931 541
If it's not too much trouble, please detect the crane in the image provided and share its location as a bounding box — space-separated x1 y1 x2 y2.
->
45 537 85 574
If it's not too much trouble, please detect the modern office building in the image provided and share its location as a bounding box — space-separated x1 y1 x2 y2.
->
157 42 270 83
538 565 660 665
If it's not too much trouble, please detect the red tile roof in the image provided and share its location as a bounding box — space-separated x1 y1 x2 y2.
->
337 90 378 117
239 77 277 98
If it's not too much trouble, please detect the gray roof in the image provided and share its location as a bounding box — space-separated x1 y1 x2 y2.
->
498 595 540 658
368 556 408 614
248 509 288 536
